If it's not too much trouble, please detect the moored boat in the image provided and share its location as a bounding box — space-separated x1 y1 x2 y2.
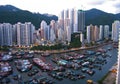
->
14 60 32 72
0 62 12 79
0 54 13 61
33 58 53 71
86 69 95 75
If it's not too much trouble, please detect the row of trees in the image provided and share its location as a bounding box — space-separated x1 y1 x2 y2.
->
31 33 82 51
0 46 9 51
31 43 66 51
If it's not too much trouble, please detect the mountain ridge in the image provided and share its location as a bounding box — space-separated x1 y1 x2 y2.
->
85 8 120 30
0 5 21 12
0 5 58 29
0 5 120 30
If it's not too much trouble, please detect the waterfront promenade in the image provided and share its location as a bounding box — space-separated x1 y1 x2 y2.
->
33 42 113 54
102 63 117 84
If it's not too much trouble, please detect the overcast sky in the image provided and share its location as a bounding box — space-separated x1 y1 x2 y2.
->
0 0 120 15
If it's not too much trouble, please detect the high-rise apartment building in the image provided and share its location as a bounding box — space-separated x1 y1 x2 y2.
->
58 10 64 30
112 20 120 42
58 8 78 34
73 9 78 33
86 25 91 43
66 26 71 42
78 10 85 32
12 24 17 45
104 25 109 39
99 25 104 40
40 20 48 40
69 9 74 34
16 22 35 47
58 9 78 41
94 25 99 41
50 20 58 38
86 24 100 43
116 29 120 83
58 28 65 42
87 24 95 43
36 8 85 44
80 32 84 44
25 22 35 45
50 27 56 42
50 20 56 33
0 23 12 46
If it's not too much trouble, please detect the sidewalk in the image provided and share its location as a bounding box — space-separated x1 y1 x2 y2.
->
102 64 117 84
102 72 116 84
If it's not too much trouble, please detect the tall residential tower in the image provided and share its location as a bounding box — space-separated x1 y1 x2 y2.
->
112 20 120 42
116 26 120 84
16 22 35 47
78 10 85 32
0 23 12 46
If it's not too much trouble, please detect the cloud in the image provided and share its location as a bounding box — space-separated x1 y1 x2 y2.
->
0 0 119 14
86 0 105 5
111 0 120 13
115 4 120 13
116 9 120 14
113 2 120 8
